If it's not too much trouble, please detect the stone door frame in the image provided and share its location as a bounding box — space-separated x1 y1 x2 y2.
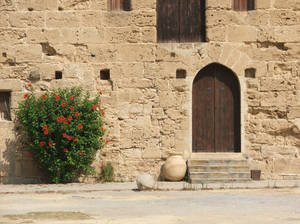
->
186 61 248 160
192 63 241 153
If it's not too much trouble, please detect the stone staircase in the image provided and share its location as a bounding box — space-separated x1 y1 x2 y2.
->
188 159 251 184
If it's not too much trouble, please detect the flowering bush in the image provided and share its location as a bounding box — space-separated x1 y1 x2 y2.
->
17 86 106 183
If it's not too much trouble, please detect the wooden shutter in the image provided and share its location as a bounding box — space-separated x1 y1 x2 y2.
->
108 0 131 11
0 92 11 121
157 0 180 42
233 0 255 11
179 0 205 42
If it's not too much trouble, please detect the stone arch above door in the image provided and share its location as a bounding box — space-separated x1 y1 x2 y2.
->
192 63 241 153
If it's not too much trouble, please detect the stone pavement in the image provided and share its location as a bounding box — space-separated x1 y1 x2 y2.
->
0 180 300 194
1 188 300 224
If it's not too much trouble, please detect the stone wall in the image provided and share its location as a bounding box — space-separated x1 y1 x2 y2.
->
0 0 300 183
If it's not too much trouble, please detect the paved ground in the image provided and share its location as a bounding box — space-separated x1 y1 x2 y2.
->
1 180 300 194
1 188 300 224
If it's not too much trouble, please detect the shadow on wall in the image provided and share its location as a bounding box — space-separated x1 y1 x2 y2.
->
0 124 46 184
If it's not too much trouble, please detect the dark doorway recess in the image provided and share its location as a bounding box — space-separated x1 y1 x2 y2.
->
192 63 241 153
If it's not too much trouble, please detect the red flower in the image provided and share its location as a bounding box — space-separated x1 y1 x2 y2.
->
43 125 48 130
101 127 104 132
70 106 74 111
68 136 72 141
42 95 47 101
92 104 97 110
24 94 28 99
49 142 53 147
64 148 68 153
73 137 77 142
56 95 61 101
62 133 67 138
44 130 48 135
70 96 74 101
61 116 65 120
79 150 84 155
105 139 109 144
78 124 83 129
68 116 73 121
62 103 66 108
102 110 105 116
28 83 32 87
75 112 79 117
40 141 45 147
64 120 68 125
28 152 32 157
57 118 61 123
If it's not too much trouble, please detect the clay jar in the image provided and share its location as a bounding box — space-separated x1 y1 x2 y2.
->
163 154 187 181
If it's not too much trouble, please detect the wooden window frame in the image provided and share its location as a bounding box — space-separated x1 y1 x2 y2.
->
0 91 11 121
108 0 131 11
233 0 255 11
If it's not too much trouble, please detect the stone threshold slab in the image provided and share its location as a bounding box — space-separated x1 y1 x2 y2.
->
190 153 246 160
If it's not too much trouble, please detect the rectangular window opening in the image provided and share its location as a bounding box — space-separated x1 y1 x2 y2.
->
0 92 11 121
108 0 131 11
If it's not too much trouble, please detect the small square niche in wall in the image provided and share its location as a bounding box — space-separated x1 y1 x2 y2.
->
55 71 63 79
100 69 110 80
176 69 187 79
245 68 256 78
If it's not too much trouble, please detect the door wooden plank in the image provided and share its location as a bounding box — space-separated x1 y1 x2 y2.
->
192 67 215 152
241 0 247 10
157 0 180 42
214 65 240 152
233 0 250 10
123 0 131 11
214 68 234 152
179 0 205 42
108 0 129 11
247 0 255 10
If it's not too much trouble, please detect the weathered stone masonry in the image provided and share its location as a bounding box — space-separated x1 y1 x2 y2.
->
0 0 300 183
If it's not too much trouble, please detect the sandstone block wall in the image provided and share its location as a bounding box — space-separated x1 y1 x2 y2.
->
0 0 300 183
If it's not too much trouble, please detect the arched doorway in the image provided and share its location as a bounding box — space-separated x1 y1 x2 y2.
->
192 63 241 153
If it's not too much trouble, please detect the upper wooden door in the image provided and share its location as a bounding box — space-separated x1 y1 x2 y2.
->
157 0 206 42
192 64 241 153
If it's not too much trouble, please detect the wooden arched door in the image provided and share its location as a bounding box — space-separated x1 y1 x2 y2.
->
192 63 241 153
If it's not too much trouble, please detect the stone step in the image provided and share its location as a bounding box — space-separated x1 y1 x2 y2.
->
188 159 251 183
188 159 248 166
190 178 251 184
189 172 250 179
189 165 249 173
